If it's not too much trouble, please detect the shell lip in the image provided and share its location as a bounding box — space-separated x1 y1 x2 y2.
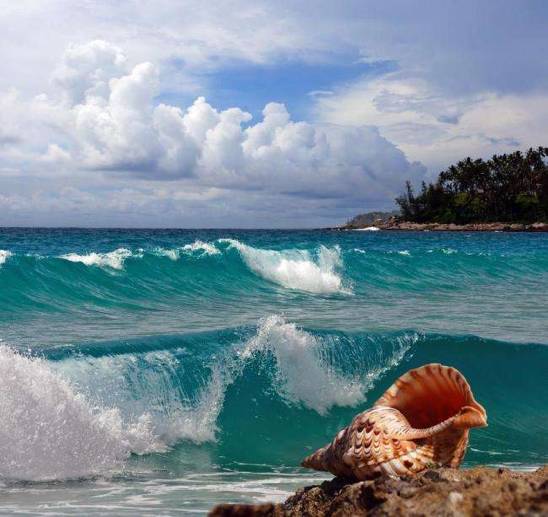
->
374 363 488 429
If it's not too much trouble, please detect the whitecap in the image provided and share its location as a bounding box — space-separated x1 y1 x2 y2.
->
153 247 180 260
220 239 347 294
60 248 134 269
0 250 12 267
181 240 220 256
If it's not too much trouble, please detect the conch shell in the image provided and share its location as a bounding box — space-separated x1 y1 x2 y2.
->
302 363 487 479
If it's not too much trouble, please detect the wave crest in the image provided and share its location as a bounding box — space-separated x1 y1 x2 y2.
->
241 316 364 413
221 239 347 294
60 248 134 269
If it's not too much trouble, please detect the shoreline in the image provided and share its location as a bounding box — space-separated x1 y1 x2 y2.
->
338 221 548 232
210 465 547 516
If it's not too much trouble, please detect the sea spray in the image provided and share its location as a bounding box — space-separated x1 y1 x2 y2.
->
240 316 364 414
0 345 157 481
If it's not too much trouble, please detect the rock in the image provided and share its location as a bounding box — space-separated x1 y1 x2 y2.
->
380 221 548 232
209 466 548 516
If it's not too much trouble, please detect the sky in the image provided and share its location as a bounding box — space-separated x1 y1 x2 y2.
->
1 1 547 228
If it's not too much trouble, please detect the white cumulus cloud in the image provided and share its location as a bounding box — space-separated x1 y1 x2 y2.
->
1 41 426 204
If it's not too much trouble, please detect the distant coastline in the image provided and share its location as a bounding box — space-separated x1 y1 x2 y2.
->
339 146 548 232
338 218 548 232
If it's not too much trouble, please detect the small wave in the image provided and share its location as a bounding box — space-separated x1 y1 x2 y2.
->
152 241 220 261
0 250 12 266
60 248 134 269
428 248 458 255
221 239 347 294
354 226 380 231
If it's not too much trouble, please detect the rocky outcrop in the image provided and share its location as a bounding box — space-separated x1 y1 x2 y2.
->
338 219 548 231
344 211 400 229
210 466 548 516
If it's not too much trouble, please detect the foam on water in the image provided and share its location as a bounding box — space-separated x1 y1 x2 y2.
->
152 241 220 260
182 240 220 255
60 248 134 269
221 239 346 294
0 346 158 481
153 247 180 260
0 249 11 266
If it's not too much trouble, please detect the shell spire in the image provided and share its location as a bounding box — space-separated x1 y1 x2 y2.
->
301 364 487 480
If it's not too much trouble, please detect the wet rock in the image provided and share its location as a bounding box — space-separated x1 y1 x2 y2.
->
209 466 548 516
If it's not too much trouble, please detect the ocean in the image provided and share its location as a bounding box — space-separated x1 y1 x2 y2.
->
0 228 546 514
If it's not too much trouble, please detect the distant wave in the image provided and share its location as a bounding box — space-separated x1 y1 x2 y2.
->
152 241 221 260
0 249 12 266
60 248 136 269
52 240 347 294
1 238 547 320
181 240 220 256
220 239 348 294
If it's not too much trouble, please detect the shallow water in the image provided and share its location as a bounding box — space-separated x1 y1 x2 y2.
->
0 229 546 514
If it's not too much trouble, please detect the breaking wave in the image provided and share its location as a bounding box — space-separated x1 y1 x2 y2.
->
0 317 546 481
220 239 347 293
0 317 418 481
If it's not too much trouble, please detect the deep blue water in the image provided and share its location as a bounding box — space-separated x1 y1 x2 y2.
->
0 228 546 514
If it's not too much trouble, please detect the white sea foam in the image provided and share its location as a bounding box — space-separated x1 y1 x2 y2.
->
0 250 12 266
154 247 180 260
398 250 411 256
60 248 134 269
220 239 346 294
354 226 380 231
182 240 220 255
0 346 158 481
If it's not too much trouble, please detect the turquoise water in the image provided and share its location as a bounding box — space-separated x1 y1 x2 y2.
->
0 228 546 514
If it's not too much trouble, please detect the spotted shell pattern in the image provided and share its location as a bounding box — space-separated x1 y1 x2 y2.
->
301 364 487 479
